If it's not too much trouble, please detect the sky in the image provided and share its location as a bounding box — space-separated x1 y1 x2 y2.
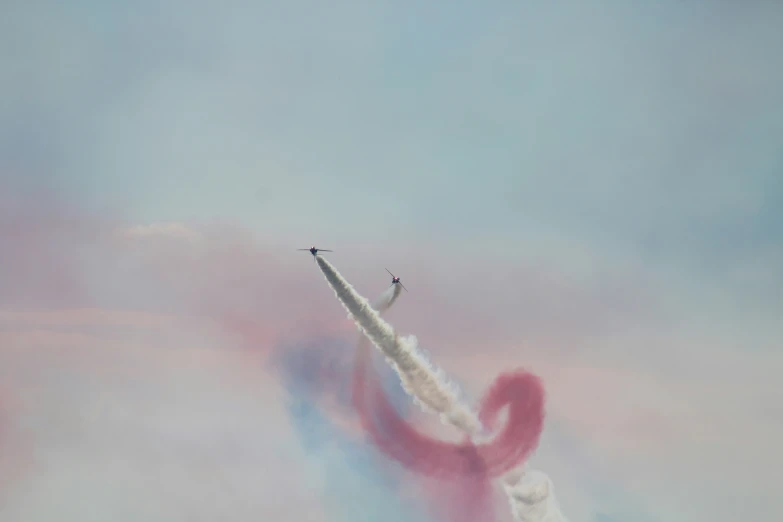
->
1 0 782 521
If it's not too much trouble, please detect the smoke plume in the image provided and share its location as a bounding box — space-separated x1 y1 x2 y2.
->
315 255 480 434
313 255 565 521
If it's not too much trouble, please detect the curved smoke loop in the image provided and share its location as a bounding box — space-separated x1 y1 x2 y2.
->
314 255 568 522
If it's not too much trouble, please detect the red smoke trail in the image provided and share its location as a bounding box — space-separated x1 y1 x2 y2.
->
342 283 545 522
351 339 545 521
353 347 544 475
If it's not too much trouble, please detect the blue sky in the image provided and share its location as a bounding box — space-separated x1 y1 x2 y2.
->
4 0 779 284
3 0 781 338
2 1 782 521
4 0 781 252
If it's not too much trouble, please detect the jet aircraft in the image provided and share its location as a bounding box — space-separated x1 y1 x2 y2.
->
297 246 333 257
385 268 408 292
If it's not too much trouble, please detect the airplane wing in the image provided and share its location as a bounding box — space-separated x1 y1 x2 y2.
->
400 283 408 292
385 268 395 277
319 249 333 252
296 248 310 250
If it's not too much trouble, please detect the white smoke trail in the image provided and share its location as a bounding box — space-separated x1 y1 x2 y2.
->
316 255 480 434
372 283 402 314
503 468 569 522
315 254 568 522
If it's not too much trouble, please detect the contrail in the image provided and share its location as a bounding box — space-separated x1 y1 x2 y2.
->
315 255 481 434
353 285 494 522
314 255 564 521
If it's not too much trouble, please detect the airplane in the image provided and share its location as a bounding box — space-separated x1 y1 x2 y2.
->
385 268 408 292
297 246 333 257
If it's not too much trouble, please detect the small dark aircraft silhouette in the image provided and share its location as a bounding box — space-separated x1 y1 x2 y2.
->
297 246 333 257
385 268 408 292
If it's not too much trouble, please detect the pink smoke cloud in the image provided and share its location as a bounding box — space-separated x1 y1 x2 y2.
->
109 221 344 340
0 188 93 308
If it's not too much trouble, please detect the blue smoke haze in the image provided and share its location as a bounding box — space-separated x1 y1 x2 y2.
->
275 334 432 522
